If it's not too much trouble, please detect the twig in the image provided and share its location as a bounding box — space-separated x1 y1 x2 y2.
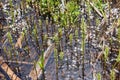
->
3 60 33 65
86 0 103 17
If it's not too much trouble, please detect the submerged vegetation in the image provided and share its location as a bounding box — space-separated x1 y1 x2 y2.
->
0 0 120 80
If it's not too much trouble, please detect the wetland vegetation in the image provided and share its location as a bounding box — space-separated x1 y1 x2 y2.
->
0 0 120 80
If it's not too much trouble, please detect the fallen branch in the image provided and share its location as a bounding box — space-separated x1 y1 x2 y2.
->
29 43 55 80
86 0 103 17
2 60 33 65
0 57 21 80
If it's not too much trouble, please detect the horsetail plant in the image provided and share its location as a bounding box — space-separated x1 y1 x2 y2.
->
58 28 62 38
75 29 79 39
69 33 74 61
9 0 15 23
58 27 63 51
112 49 120 68
104 46 109 61
59 51 64 61
54 48 59 80
69 33 73 45
53 33 61 80
7 32 13 47
3 47 11 59
32 24 41 52
102 46 109 79
53 34 59 45
59 51 64 67
23 30 31 58
81 17 87 80
43 34 48 49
